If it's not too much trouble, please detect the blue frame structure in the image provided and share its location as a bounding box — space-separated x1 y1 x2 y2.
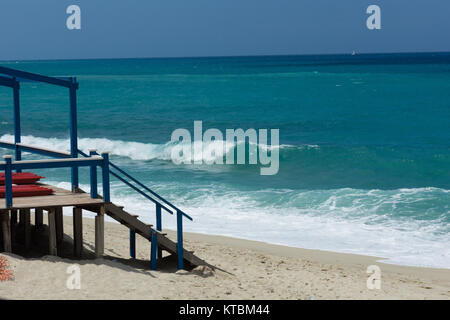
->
0 154 109 208
0 66 80 190
0 66 194 270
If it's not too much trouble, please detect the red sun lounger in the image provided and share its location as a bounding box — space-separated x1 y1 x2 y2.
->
0 172 45 185
0 185 54 198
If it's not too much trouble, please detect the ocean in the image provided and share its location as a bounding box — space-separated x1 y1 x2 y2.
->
0 53 449 268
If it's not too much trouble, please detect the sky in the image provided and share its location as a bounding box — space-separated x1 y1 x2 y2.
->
0 0 449 60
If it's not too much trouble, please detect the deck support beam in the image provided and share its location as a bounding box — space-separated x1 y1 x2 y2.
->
73 207 83 258
23 208 31 250
55 207 64 246
10 210 17 245
95 206 105 258
19 209 25 225
48 208 57 256
35 208 43 228
1 213 11 252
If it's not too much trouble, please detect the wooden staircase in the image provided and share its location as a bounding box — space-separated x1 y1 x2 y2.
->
75 149 208 270
82 201 208 268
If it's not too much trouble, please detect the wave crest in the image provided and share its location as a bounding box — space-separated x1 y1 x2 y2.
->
0 134 310 162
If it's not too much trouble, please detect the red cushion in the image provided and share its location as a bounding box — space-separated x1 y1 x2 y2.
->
0 172 45 185
0 185 53 198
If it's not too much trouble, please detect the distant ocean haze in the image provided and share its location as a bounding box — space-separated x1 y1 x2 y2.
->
0 53 449 268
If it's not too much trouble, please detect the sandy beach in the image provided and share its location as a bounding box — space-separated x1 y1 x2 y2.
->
0 216 449 300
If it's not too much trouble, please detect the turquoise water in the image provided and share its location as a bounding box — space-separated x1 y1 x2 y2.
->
0 53 449 268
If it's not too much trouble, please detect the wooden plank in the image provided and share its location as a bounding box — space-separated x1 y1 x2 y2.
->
73 207 83 258
0 183 104 210
16 142 71 158
55 207 64 245
1 213 11 252
19 209 25 225
48 208 57 256
103 202 203 264
105 203 151 236
14 156 102 165
35 208 43 227
1 194 104 210
95 206 105 258
81 198 207 268
24 208 31 250
10 209 17 244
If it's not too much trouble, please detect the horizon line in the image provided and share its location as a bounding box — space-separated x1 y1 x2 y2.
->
1 50 450 63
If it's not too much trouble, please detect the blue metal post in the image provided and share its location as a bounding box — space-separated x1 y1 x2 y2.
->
89 149 98 199
156 203 163 258
4 156 13 208
156 203 162 231
12 80 21 172
176 210 184 270
101 152 110 202
130 229 136 258
150 229 157 270
69 80 78 191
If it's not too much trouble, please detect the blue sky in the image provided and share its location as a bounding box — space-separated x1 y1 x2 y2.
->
0 0 449 60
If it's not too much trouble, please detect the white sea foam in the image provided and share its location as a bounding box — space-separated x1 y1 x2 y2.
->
46 179 450 269
4 134 448 269
135 186 450 269
0 134 304 162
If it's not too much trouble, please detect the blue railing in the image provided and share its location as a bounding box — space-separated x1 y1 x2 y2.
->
78 149 192 269
0 141 71 159
0 66 80 190
0 67 191 269
0 153 109 208
0 140 191 269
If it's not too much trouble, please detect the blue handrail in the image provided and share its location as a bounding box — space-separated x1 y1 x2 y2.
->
0 141 190 269
78 149 193 221
0 154 108 207
0 141 71 158
109 168 173 214
109 161 193 220
78 148 191 270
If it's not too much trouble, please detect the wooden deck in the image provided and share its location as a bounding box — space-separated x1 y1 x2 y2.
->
0 183 106 258
0 183 208 269
0 183 104 211
0 66 205 270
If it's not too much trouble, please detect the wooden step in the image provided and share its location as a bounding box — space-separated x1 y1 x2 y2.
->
152 229 167 236
75 189 210 266
116 206 139 218
101 202 209 267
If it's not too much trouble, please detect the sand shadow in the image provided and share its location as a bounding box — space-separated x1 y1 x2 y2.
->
4 224 224 277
